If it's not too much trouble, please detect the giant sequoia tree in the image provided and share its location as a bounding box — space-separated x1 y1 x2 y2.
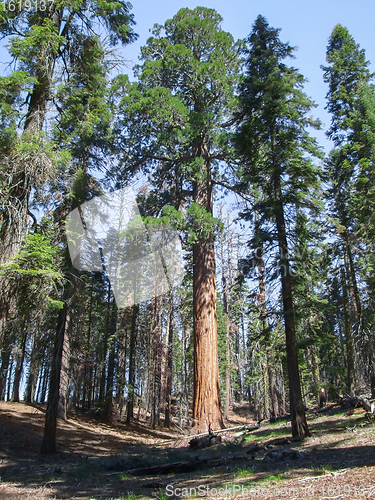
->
116 7 241 431
234 16 323 438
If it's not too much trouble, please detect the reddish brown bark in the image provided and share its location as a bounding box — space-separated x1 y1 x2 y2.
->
192 155 223 432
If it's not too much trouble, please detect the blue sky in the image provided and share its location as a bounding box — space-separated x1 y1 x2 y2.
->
121 0 375 153
1 0 374 153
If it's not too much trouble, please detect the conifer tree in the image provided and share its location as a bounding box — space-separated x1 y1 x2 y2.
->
234 15 323 437
322 25 375 392
116 7 242 431
0 0 136 265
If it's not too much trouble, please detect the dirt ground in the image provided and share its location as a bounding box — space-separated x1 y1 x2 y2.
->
0 402 374 499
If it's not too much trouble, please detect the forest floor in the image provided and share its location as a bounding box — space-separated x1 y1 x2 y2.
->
0 401 375 500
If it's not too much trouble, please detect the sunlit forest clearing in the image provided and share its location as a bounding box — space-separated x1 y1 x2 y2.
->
1 401 375 499
1 1 375 498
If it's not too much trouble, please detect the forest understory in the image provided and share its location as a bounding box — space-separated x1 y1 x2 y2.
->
0 401 374 500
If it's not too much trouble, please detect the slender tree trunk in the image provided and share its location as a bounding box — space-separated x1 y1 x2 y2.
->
6 356 14 402
115 313 128 416
255 212 272 420
192 153 223 431
0 341 12 401
25 330 41 403
57 312 71 420
273 174 309 438
126 304 139 424
269 363 279 419
12 328 27 402
342 233 361 323
86 286 94 410
104 298 118 421
150 296 163 428
164 292 174 428
341 267 355 397
41 302 68 453
40 355 50 403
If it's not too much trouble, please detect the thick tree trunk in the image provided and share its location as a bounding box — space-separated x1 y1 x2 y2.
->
274 175 309 438
192 155 223 432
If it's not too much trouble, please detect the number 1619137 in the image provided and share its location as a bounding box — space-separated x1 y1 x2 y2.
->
0 0 52 11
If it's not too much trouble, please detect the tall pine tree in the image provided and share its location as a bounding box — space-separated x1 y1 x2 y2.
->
234 15 323 437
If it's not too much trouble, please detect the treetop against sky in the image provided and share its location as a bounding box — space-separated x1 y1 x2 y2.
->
0 0 374 154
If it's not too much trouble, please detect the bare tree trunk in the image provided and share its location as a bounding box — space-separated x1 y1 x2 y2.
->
192 154 223 432
254 212 272 420
150 295 163 428
12 328 27 402
6 356 14 402
25 329 42 403
39 355 50 403
342 233 361 323
115 313 129 417
341 267 355 397
164 291 174 428
220 232 231 420
0 339 12 401
104 299 118 421
274 174 309 438
57 314 71 420
86 286 94 410
126 304 139 424
41 302 68 453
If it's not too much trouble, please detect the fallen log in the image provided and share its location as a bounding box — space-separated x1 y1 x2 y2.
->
316 403 337 414
187 422 260 441
128 457 207 476
189 434 221 450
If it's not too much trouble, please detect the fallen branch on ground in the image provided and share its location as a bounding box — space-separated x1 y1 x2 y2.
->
128 454 252 476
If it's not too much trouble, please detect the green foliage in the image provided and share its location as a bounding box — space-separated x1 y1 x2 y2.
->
235 15 323 212
0 225 63 314
53 35 113 169
0 71 34 153
236 468 255 477
234 14 324 341
8 19 65 70
115 6 241 222
322 24 373 144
